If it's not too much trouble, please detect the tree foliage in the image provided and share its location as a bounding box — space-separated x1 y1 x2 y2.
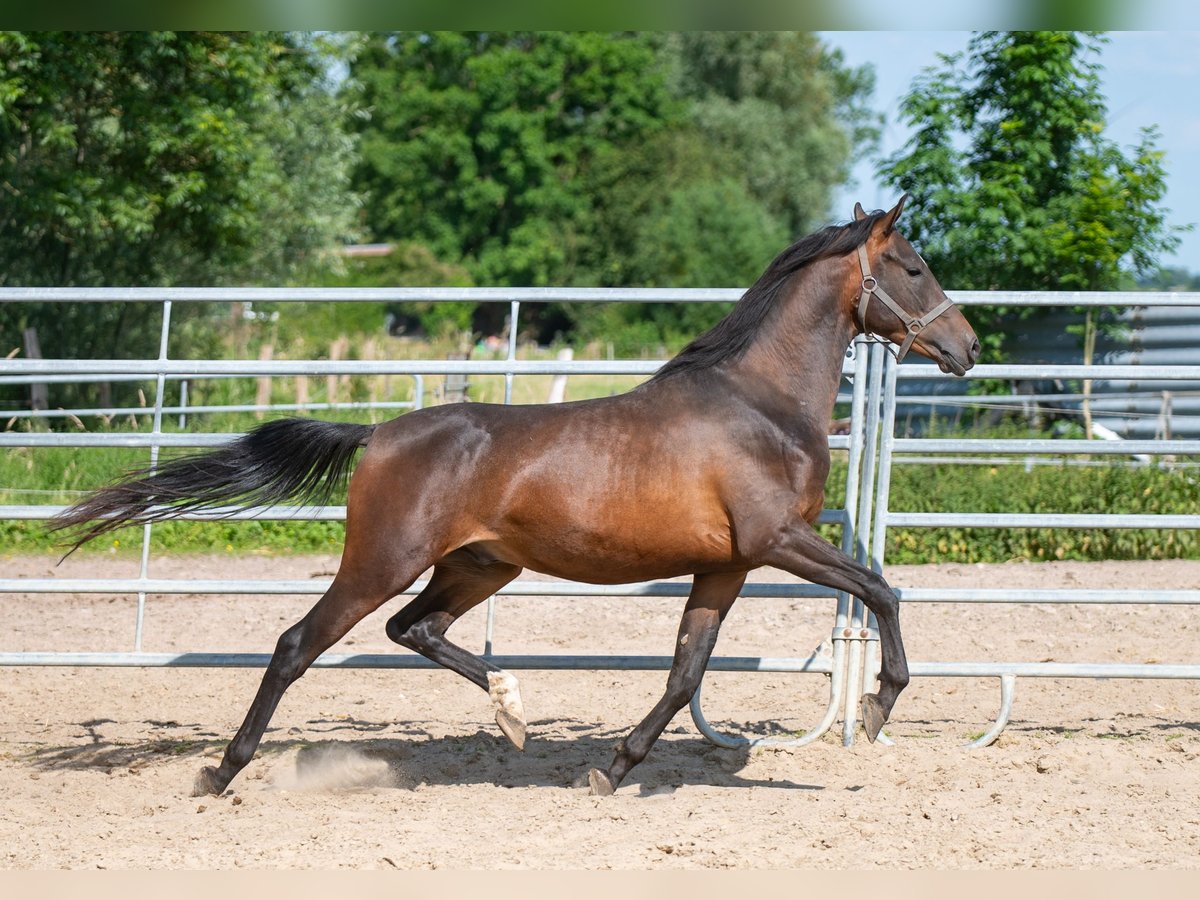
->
878 31 1182 356
1 31 358 288
0 31 360 410
349 31 674 289
347 31 877 344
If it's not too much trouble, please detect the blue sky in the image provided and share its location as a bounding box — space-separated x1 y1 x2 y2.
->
821 31 1200 273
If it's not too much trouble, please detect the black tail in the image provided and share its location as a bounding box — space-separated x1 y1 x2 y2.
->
51 418 377 555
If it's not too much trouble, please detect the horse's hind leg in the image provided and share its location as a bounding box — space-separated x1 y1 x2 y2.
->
192 561 426 797
588 570 747 796
385 550 526 748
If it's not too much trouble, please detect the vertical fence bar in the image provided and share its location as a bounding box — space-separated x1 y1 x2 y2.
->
134 300 172 651
839 339 871 621
178 379 188 429
502 299 520 406
841 341 885 746
817 338 872 736
860 351 900 743
487 300 522 655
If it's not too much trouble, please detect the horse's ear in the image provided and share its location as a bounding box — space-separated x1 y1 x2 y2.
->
853 201 868 222
881 194 909 234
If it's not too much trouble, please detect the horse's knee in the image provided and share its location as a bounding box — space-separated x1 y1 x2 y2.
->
662 679 696 712
864 576 899 619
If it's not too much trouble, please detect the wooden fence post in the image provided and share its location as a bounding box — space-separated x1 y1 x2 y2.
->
255 344 274 418
22 328 48 412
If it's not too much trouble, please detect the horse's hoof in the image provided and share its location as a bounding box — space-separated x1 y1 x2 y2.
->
495 709 526 751
860 693 887 743
192 765 225 797
488 671 526 751
587 768 615 796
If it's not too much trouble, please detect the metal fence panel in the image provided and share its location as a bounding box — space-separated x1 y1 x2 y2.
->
0 287 878 749
5 286 1200 749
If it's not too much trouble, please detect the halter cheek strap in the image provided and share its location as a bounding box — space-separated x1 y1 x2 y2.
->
856 244 955 362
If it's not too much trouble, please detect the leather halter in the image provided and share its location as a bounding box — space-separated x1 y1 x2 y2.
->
855 244 955 362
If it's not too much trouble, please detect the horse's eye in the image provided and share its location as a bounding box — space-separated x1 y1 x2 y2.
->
906 267 922 277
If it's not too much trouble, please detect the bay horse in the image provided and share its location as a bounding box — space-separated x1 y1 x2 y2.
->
54 196 979 796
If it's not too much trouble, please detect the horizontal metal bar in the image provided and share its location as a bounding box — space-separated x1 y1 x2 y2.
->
0 503 349 520
893 587 1200 604
944 290 1200 308
887 391 1200 405
0 651 835 673
0 359 672 377
890 455 1200 469
0 575 843 598
0 286 746 304
2 401 420 420
909 661 1200 679
0 506 845 525
0 432 852 451
896 364 1200 380
0 372 357 386
0 433 240 448
884 512 1200 529
0 653 1193 681
9 359 1199 382
2 287 1198 307
890 438 1200 454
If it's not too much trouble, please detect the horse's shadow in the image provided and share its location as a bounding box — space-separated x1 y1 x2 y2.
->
23 716 827 795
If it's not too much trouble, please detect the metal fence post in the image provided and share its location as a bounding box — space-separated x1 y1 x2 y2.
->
134 299 172 651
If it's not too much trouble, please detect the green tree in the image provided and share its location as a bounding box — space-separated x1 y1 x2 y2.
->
349 31 674 290
879 31 1182 357
567 32 877 349
348 31 877 347
660 32 878 240
0 31 359 411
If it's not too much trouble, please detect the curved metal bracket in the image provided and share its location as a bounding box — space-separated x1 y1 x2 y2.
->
965 674 1016 749
689 641 846 749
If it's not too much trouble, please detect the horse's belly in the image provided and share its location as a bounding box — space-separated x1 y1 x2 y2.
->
483 513 738 584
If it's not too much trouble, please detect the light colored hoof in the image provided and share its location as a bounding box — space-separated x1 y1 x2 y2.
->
487 670 527 751
192 765 224 797
495 709 526 751
588 768 615 796
861 693 886 743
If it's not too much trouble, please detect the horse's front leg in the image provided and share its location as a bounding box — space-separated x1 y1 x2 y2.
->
588 570 748 796
762 521 908 741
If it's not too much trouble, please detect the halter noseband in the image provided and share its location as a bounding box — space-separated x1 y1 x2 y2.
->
855 244 955 362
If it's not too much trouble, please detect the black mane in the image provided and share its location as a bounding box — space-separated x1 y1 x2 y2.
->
650 211 885 381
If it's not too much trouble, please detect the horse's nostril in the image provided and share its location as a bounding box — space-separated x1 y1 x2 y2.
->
970 338 981 359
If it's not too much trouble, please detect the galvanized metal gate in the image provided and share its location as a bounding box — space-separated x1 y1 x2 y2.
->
856 291 1200 746
2 287 1199 747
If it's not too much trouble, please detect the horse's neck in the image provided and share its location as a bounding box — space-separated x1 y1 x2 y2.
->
732 261 856 426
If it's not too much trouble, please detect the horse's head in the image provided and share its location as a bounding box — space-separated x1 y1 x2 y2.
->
851 195 980 375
